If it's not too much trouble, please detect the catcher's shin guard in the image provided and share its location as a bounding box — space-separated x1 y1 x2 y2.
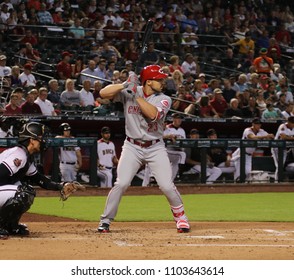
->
0 184 35 235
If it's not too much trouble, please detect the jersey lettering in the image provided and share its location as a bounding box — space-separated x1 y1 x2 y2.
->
128 105 141 114
102 149 114 156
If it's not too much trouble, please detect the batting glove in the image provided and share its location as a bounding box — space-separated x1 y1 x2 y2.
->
122 73 140 95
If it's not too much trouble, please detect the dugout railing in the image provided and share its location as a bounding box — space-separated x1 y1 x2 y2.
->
165 138 292 184
0 137 293 185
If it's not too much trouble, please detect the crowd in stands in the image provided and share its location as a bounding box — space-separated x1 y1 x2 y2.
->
0 0 293 120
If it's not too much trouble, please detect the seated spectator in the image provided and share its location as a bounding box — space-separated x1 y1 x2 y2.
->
21 90 42 115
69 18 85 45
19 63 36 88
191 79 205 101
0 54 11 77
47 79 61 109
171 69 184 91
20 29 38 46
9 65 22 88
244 96 261 118
261 102 282 120
181 53 198 78
223 98 243 118
222 78 237 103
4 93 22 115
277 84 293 104
275 93 288 112
197 95 219 118
34 87 57 116
172 84 195 113
52 7 66 25
25 42 41 65
100 41 121 62
71 56 86 79
56 51 73 81
256 90 267 113
233 74 248 93
281 102 294 119
138 42 159 70
204 79 220 95
80 59 100 86
37 3 54 25
103 19 119 43
60 78 80 109
210 88 228 117
12 87 26 107
79 80 95 109
169 55 183 74
181 25 199 52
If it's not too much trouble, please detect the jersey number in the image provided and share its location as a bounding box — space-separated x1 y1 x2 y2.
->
147 122 158 132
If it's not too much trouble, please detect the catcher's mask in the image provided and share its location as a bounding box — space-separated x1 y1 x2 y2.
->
18 122 49 150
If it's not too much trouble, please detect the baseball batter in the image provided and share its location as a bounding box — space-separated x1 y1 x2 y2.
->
271 116 294 180
97 65 190 233
55 123 82 182
0 122 64 239
232 118 274 181
97 126 118 188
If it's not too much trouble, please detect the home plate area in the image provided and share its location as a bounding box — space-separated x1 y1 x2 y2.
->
2 221 294 260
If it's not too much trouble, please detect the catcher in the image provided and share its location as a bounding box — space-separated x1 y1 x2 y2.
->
0 122 84 240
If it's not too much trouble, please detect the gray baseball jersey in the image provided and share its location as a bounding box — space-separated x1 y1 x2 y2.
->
100 86 187 226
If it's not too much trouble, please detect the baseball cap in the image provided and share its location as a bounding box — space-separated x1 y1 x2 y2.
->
190 129 199 135
125 60 133 66
62 51 72 58
101 126 111 133
199 73 205 78
55 7 64 12
24 63 32 70
252 117 261 124
0 55 7 60
260 48 268 55
206 128 217 136
213 88 223 94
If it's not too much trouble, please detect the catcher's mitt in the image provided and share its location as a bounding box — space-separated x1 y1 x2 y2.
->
60 181 86 201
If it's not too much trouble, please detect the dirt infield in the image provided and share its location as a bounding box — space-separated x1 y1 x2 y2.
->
1 184 294 260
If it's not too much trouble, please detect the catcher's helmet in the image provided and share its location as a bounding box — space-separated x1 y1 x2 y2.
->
59 122 71 132
140 65 168 85
18 122 46 142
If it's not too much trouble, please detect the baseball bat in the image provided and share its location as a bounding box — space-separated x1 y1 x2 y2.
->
135 19 154 74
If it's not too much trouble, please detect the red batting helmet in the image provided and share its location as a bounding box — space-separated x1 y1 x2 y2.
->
140 65 168 84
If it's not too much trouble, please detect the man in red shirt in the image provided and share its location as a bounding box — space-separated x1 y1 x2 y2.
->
56 51 72 80
21 91 42 115
4 93 22 115
210 88 229 117
21 29 38 46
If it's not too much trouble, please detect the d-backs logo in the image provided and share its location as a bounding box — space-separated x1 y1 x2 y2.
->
13 158 22 167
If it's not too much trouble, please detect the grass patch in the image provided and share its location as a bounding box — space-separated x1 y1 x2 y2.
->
29 193 294 222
